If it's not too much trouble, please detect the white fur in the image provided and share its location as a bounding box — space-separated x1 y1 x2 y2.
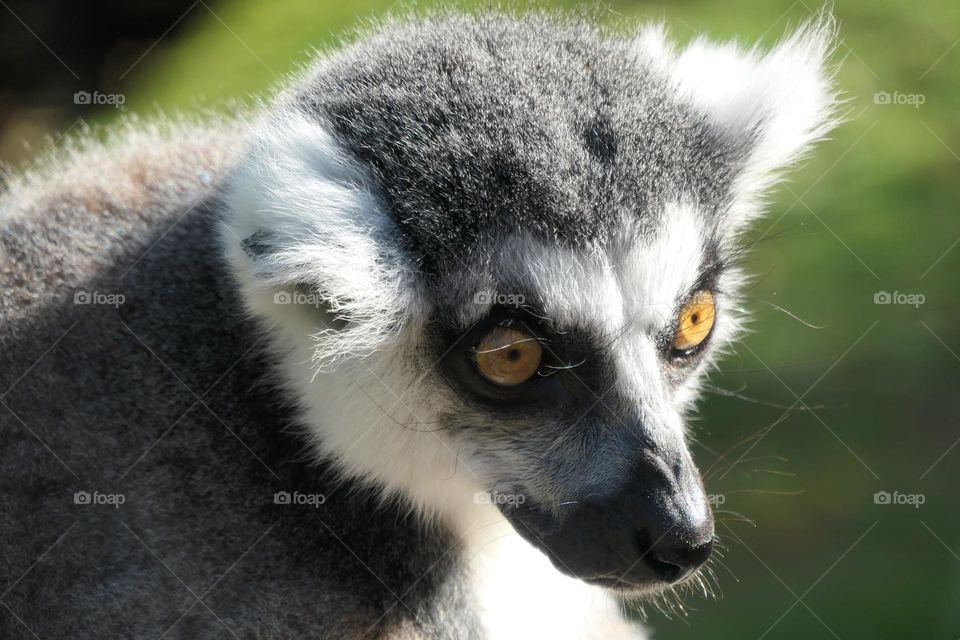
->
224 109 646 638
221 18 837 633
459 505 643 640
223 109 421 369
223 121 727 640
671 16 839 234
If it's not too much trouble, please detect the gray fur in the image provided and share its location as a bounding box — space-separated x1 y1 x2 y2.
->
297 13 742 276
0 125 476 639
0 11 837 639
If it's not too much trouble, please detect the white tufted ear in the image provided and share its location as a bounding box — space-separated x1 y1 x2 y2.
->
672 15 840 228
221 109 418 370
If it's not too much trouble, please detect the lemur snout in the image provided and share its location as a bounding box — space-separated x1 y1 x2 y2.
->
586 451 714 587
505 449 714 591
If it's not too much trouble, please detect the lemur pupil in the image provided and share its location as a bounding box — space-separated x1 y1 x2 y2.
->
508 349 521 361
691 313 699 324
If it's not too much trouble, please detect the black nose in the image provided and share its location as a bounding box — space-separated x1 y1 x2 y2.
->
504 450 714 591
645 535 714 583
623 454 714 585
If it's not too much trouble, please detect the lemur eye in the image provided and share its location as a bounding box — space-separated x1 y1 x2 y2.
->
474 327 543 386
671 290 716 354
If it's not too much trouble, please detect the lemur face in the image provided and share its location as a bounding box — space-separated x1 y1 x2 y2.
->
426 225 724 590
227 14 836 596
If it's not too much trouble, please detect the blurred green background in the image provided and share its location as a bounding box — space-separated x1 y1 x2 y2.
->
2 0 958 637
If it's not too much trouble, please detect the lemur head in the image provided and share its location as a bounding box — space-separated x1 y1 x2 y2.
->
224 13 837 594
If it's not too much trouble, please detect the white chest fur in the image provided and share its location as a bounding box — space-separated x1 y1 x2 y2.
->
457 505 646 640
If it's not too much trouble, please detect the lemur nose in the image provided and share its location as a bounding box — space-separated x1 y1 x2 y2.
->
509 448 715 590
645 536 714 583
617 450 715 584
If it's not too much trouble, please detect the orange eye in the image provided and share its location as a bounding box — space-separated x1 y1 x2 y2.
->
671 290 716 353
474 327 543 386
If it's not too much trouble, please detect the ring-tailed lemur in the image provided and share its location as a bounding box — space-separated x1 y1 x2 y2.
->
0 11 837 639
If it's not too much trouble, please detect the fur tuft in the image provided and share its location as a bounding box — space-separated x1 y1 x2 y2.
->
672 13 841 232
222 109 421 372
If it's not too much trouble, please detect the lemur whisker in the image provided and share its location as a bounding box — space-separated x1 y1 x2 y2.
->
747 298 827 329
711 555 741 583
699 445 756 482
702 421 790 478
724 488 804 497
446 440 462 480
701 383 830 410
720 454 789 466
703 454 790 480
354 382 451 432
712 509 757 525
714 517 756 527
750 468 797 477
543 358 587 371
710 357 842 374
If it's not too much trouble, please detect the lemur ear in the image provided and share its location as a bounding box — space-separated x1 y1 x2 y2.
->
222 112 416 371
672 15 839 229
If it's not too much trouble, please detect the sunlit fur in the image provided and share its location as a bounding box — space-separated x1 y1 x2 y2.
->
221 11 839 639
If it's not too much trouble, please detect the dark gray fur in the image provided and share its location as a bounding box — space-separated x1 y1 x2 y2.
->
0 125 476 638
0 10 822 639
297 13 744 277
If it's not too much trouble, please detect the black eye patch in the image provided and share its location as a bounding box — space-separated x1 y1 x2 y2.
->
430 304 610 418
